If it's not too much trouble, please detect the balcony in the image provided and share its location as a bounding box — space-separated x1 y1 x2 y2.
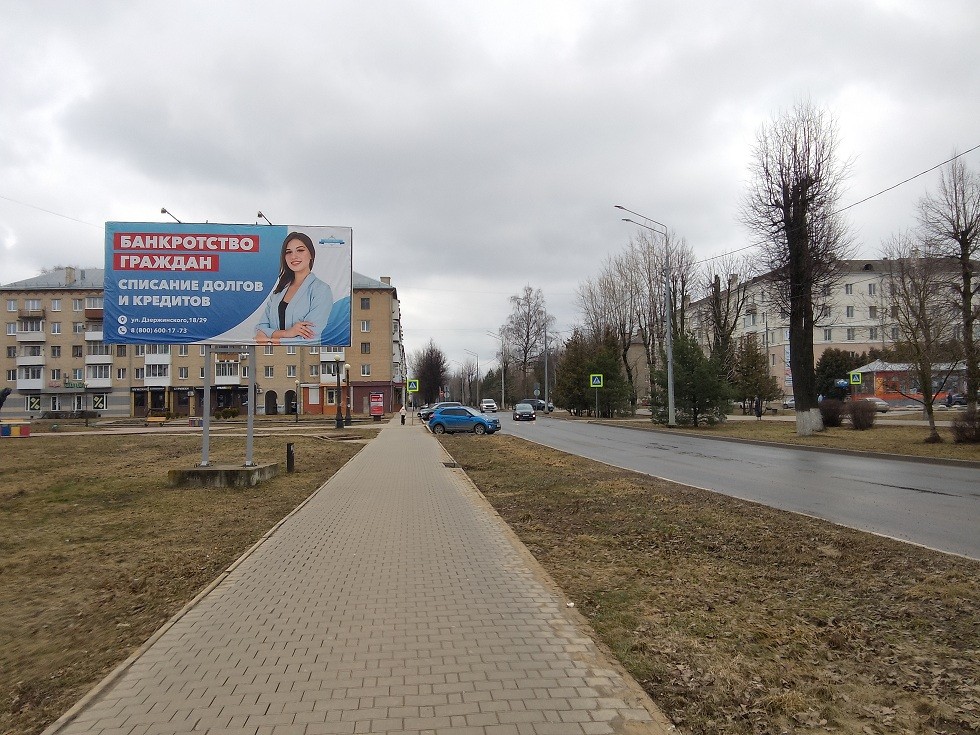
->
84 308 104 321
85 330 104 342
18 308 45 319
144 375 172 388
16 330 46 343
144 351 172 365
16 353 45 367
85 352 113 365
85 377 112 389
17 377 43 391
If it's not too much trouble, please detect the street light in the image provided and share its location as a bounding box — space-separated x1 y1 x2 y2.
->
344 363 352 425
615 204 676 427
486 332 505 408
160 207 181 223
257 211 273 226
334 359 344 429
464 349 478 405
294 379 300 423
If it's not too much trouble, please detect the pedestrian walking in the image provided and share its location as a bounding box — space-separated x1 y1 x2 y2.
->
400 405 406 425
754 395 763 420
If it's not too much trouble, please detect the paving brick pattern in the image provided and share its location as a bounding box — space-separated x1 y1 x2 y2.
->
46 423 672 735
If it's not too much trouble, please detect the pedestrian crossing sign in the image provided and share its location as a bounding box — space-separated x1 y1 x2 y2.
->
849 371 862 385
408 380 419 393
590 374 604 388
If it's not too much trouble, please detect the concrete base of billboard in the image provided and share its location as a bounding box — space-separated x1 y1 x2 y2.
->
168 463 280 488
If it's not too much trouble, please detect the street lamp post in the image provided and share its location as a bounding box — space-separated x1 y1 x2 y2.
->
464 349 478 405
615 205 676 427
294 379 300 424
486 332 505 409
344 363 352 425
334 359 344 429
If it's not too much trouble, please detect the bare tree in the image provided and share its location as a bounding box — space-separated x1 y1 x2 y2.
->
697 253 754 380
917 156 980 410
502 286 554 398
882 233 960 442
408 339 448 405
740 99 853 435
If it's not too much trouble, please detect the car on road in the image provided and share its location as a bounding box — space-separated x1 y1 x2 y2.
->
521 398 547 412
428 406 500 435
418 401 461 421
858 396 890 413
480 398 498 412
513 402 536 421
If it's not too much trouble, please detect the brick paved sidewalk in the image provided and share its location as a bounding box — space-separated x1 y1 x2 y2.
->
44 421 673 735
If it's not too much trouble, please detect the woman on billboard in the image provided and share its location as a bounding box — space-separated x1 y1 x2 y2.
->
255 232 333 344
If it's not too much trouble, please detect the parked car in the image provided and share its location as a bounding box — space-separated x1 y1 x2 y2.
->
858 396 890 413
418 401 461 421
521 398 547 411
513 402 536 421
947 393 967 406
479 398 498 412
428 406 500 435
782 397 795 409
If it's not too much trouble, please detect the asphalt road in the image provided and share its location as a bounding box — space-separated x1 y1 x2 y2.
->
503 414 980 560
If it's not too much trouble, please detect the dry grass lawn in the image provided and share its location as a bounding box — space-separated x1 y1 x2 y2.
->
0 431 368 735
439 432 979 735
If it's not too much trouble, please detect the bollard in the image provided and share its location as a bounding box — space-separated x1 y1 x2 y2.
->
401 414 405 425
286 442 295 473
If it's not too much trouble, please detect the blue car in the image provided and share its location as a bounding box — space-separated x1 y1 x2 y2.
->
428 406 501 435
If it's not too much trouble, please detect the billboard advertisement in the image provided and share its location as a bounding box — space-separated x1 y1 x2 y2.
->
104 223 352 346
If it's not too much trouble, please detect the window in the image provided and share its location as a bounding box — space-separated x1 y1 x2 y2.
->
24 345 42 357
326 389 337 405
50 396 61 411
844 284 853 295
72 368 83 380
287 364 297 378
322 361 338 376
360 297 371 310
264 366 275 378
117 368 127 380
73 322 85 333
51 345 61 358
25 299 41 311
309 364 320 377
5 370 15 381
72 299 83 311
178 345 188 356
241 365 249 378
891 327 900 340
19 319 42 332
819 306 830 318
178 367 188 379
145 364 169 378
200 345 207 356
823 328 833 341
85 297 103 309
6 299 16 311
868 283 876 296
72 345 83 358
215 361 239 377
360 342 371 354
87 342 111 356
87 364 111 380
51 299 61 312
286 346 297 355
309 346 320 354
264 344 274 356
50 322 61 334
135 367 145 380
51 369 61 381
361 364 371 377
821 285 831 297
200 367 205 379
869 306 877 319
136 345 145 356
114 345 125 358
891 305 899 319
846 306 854 318
21 367 42 380
869 327 879 341
784 328 790 340
846 328 855 341
361 320 371 332
5 347 14 358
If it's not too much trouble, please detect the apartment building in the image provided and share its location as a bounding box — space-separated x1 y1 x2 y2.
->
1 268 406 418
691 259 915 397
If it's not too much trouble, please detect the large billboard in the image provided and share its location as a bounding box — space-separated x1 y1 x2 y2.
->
104 223 352 346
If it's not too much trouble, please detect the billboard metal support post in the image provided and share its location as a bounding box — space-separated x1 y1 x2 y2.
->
201 344 212 466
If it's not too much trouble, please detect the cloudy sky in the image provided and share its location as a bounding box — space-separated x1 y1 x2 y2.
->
2 0 978 371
